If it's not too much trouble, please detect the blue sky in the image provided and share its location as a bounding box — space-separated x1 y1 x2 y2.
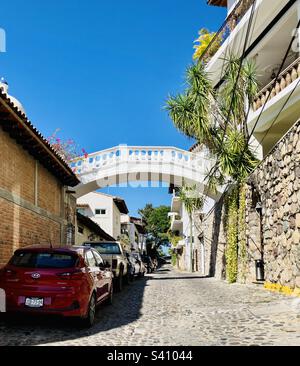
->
0 0 225 216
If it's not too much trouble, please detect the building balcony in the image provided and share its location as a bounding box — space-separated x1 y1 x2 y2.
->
247 56 300 156
201 0 255 64
252 57 300 112
171 190 181 213
204 0 292 87
169 213 183 233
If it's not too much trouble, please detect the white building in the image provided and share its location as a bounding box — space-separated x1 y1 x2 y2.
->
171 0 300 273
168 179 214 273
77 192 129 241
206 0 300 158
121 215 146 252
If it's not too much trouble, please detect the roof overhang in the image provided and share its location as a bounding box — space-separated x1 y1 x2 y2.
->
77 212 115 241
0 91 80 187
113 197 129 214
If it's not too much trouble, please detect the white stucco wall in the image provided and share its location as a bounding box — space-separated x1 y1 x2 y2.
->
77 192 122 239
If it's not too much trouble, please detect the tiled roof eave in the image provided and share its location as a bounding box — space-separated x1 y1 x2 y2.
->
0 91 80 187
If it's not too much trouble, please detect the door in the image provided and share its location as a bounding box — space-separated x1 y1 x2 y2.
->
85 250 104 302
92 250 110 297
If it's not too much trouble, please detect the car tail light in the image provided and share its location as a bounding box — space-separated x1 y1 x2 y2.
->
112 259 118 269
57 269 84 280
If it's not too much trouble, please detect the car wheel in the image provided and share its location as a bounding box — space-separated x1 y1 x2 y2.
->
82 293 96 327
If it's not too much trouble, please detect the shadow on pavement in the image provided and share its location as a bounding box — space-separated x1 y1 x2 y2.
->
0 274 149 346
0 265 210 345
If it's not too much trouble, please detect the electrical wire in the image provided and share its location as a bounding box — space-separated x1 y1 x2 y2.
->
201 0 258 197
252 76 300 157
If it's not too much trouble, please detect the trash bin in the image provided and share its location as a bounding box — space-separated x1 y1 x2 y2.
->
255 259 264 281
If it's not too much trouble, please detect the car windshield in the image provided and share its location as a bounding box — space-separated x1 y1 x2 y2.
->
10 251 77 269
88 242 121 255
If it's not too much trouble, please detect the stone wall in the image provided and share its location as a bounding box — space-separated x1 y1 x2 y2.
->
245 120 300 289
203 119 300 289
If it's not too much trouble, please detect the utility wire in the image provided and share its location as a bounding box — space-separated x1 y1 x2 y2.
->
218 0 257 147
252 76 300 157
205 15 300 196
247 18 300 142
193 1 257 152
201 0 257 197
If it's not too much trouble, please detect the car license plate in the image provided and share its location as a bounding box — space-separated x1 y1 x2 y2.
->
25 297 44 308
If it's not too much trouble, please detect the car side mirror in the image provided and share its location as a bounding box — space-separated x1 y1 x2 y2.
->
100 261 111 269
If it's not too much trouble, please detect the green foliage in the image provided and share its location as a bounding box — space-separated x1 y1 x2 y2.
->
225 187 239 284
238 184 247 283
222 184 248 284
138 204 170 246
166 64 214 148
193 28 222 62
138 204 154 223
167 230 183 247
171 252 177 267
166 54 260 191
178 184 205 216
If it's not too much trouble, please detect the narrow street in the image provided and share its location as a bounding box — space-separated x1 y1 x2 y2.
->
1 265 300 346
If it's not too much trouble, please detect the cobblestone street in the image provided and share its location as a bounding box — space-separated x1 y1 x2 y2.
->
1 265 300 346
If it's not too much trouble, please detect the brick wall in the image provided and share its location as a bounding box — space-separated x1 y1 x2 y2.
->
0 129 35 203
38 163 62 217
0 128 70 265
0 198 61 265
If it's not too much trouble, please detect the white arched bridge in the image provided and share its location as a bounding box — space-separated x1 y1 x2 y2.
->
71 145 219 199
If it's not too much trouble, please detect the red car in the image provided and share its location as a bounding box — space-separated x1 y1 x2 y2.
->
0 245 113 327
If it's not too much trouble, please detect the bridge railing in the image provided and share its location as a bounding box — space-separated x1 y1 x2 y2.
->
70 146 212 175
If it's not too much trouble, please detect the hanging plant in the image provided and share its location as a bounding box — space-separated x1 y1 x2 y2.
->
238 184 247 283
225 187 239 283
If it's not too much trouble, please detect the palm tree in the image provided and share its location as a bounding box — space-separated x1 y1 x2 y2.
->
166 55 259 191
179 184 204 272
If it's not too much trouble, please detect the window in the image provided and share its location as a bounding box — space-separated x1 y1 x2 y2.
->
85 250 97 267
92 250 104 266
87 242 121 255
10 251 77 269
95 209 106 215
78 226 84 234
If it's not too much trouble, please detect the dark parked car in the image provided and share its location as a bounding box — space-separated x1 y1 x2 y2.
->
125 252 135 282
0 245 113 327
131 252 146 277
141 254 155 273
125 252 146 280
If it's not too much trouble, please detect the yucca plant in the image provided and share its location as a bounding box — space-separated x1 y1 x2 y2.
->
166 54 259 191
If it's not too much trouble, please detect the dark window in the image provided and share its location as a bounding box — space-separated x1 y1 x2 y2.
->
10 252 77 269
78 226 84 234
95 209 106 215
86 242 121 255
